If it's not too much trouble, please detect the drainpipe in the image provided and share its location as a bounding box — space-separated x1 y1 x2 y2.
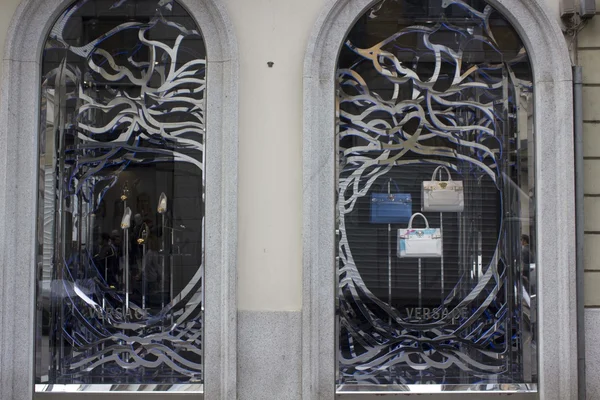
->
573 65 586 400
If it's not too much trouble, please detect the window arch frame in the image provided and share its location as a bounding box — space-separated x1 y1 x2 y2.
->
0 0 238 398
302 0 576 399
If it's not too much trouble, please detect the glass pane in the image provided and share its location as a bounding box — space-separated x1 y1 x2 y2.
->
35 0 206 387
336 0 536 390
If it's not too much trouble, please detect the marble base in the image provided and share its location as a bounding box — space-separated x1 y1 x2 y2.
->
238 311 302 400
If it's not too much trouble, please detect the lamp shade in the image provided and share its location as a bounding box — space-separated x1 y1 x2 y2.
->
158 192 167 214
121 207 132 229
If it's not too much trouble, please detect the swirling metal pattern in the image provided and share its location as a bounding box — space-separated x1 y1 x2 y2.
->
38 0 205 384
337 0 534 386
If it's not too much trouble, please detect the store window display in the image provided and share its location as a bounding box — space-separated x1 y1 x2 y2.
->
336 0 536 390
35 0 206 389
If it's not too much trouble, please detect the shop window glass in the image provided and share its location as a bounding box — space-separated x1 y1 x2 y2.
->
336 0 536 390
35 0 206 389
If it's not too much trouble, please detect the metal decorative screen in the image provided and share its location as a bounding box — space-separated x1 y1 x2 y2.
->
35 0 206 390
336 0 536 391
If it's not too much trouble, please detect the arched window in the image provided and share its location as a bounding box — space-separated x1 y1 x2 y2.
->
336 0 535 389
302 0 575 398
8 0 239 395
35 0 206 388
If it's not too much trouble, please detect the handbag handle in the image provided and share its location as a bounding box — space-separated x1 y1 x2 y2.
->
408 213 429 229
431 165 453 182
376 178 401 193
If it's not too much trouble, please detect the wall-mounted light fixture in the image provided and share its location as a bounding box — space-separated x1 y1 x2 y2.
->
580 0 596 18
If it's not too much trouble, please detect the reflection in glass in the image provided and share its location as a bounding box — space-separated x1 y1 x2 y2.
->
35 0 206 387
336 0 536 389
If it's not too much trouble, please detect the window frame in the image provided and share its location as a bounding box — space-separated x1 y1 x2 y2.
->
302 0 576 399
0 0 238 398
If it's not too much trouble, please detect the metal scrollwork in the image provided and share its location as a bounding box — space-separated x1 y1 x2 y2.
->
38 0 206 385
337 0 535 386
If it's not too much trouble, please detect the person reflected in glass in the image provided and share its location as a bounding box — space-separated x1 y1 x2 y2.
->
521 234 531 265
137 192 152 220
142 235 166 308
95 232 118 288
110 230 123 286
521 234 535 289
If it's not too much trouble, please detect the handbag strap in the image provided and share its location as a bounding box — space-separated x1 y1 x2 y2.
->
431 165 453 182
408 213 429 229
376 178 401 193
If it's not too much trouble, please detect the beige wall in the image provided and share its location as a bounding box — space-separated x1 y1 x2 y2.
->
223 0 325 311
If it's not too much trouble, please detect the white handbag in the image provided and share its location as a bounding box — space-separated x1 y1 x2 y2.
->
397 213 443 258
422 165 464 212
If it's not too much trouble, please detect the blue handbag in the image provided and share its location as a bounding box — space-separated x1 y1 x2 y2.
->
369 180 412 224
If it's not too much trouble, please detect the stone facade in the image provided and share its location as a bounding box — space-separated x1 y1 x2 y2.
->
0 0 598 399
